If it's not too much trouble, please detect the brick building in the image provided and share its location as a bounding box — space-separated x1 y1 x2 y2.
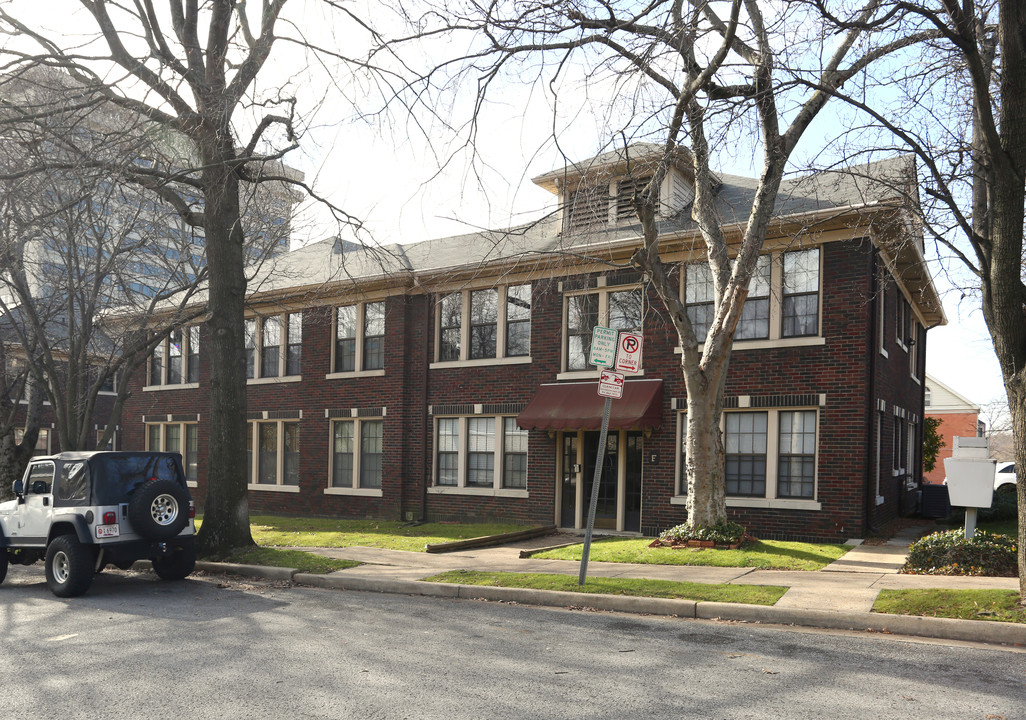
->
122 145 945 542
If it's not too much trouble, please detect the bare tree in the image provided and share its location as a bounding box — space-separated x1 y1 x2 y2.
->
0 83 211 496
0 2 368 554
807 0 1026 601
396 0 934 528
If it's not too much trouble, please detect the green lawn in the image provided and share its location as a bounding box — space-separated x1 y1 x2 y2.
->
245 516 526 553
978 519 1019 536
530 537 850 571
424 569 788 605
220 547 360 574
874 588 1026 623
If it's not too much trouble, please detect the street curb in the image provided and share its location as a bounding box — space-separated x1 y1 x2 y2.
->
199 562 1026 647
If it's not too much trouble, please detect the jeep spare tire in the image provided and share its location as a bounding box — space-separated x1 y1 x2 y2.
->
128 478 189 540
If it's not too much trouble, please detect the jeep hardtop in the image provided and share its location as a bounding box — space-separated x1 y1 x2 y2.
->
0 451 196 597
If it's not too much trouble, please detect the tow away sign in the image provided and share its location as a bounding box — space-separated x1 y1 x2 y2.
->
598 369 625 399
615 332 643 374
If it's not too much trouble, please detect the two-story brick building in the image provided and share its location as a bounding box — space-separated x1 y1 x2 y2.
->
121 145 945 541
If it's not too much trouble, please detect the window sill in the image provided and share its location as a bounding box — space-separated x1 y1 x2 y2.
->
187 481 198 488
325 369 386 380
674 336 826 354
247 483 300 493
143 382 200 391
324 487 384 498
876 495 885 506
247 375 302 385
430 356 532 370
670 496 821 511
428 486 529 498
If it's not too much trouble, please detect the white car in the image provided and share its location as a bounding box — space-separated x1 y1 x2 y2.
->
994 461 1018 493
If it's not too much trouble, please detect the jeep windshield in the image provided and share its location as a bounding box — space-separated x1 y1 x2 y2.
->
87 453 186 505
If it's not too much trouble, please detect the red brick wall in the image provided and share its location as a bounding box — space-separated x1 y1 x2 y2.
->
923 412 980 484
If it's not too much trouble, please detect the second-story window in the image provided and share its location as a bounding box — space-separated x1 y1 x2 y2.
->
247 312 302 381
564 285 641 372
737 256 771 340
333 302 386 374
148 326 200 387
782 248 820 337
435 285 532 364
684 263 715 339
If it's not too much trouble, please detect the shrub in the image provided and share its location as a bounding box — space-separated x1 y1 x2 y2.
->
659 521 747 546
901 529 1018 577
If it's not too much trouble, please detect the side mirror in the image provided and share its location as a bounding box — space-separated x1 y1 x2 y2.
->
12 479 24 496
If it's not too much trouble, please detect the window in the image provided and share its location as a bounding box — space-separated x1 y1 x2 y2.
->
470 289 498 360
146 328 200 385
564 183 610 233
924 386 931 407
333 302 385 373
15 427 50 457
777 411 816 498
435 285 532 363
502 418 528 489
737 256 771 340
248 421 300 487
467 417 495 487
261 317 281 378
564 285 641 371
615 176 655 221
286 313 302 376
330 419 383 491
725 412 768 496
782 249 820 337
433 415 529 493
893 415 902 474
684 264 714 339
505 284 532 357
436 418 459 486
248 312 302 380
145 422 199 483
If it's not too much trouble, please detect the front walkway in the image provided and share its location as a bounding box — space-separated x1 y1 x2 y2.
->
298 526 1020 614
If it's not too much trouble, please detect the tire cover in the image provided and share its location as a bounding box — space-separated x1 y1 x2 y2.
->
128 478 189 540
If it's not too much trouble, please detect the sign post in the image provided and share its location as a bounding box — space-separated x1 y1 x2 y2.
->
579 329 643 585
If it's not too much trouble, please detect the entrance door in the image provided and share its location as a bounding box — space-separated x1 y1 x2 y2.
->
560 434 578 528
583 431 620 530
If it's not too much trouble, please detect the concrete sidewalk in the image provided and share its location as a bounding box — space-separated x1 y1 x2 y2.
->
197 526 1025 648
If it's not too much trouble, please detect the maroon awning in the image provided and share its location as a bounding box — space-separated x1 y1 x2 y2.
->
517 379 664 431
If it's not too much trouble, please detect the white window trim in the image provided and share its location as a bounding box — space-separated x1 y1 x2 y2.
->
430 415 529 496
561 281 643 373
247 313 302 383
144 421 199 487
325 418 385 497
677 249 822 351
144 326 200 389
330 301 385 375
247 419 301 490
877 279 889 358
431 285 532 366
671 406 822 509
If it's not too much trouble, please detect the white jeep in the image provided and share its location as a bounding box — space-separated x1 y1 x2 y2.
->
0 451 196 597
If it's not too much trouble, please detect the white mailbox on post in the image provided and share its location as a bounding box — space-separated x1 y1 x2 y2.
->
943 436 996 539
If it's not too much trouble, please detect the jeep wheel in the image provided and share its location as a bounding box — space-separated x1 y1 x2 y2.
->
128 478 190 540
45 536 94 598
153 542 197 581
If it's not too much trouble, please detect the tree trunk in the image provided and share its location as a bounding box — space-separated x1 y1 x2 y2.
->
194 134 255 556
683 355 730 528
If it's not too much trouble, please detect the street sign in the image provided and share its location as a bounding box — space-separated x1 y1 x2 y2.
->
615 332 643 374
589 326 619 367
597 369 625 399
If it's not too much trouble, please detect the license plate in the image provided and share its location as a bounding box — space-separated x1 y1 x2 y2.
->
96 524 120 538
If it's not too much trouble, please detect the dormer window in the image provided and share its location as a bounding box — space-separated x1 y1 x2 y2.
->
615 175 655 220
562 172 679 235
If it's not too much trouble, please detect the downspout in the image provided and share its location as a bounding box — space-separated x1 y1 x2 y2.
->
865 248 880 537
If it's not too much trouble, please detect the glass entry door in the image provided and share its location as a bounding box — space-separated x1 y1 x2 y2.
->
559 430 642 532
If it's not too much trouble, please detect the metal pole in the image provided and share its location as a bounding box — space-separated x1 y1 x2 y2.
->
964 507 978 540
579 395 613 585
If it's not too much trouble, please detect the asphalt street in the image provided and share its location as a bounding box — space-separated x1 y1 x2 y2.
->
2 564 1025 720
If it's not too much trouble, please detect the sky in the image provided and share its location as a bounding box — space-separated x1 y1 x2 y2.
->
3 0 1011 421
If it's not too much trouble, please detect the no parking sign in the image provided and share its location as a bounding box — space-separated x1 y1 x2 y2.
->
615 332 643 374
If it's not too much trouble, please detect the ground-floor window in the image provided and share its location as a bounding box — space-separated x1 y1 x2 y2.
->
676 407 819 501
144 422 198 482
432 415 528 492
247 420 299 487
330 419 383 490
